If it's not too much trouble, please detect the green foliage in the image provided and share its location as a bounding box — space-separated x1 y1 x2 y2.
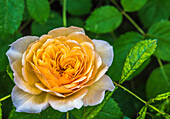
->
136 106 147 119
68 17 84 27
82 88 118 119
138 0 170 27
121 0 147 12
112 88 143 118
146 64 170 99
73 95 123 119
94 98 123 119
149 92 170 104
65 0 92 16
120 40 157 84
108 32 151 81
147 21 170 61
0 103 2 119
85 6 122 33
31 11 62 36
26 0 50 23
0 0 24 37
0 0 170 118
9 107 63 119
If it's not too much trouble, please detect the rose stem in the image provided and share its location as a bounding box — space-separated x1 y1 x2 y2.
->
63 0 67 27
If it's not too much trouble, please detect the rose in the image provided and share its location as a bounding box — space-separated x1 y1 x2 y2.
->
6 26 115 113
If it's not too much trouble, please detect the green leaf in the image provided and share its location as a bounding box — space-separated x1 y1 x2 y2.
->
112 88 143 118
68 17 84 27
6 65 14 82
119 39 157 84
107 32 147 81
85 6 122 33
9 107 63 119
31 11 62 36
136 106 147 119
149 92 170 104
138 0 170 28
146 64 170 99
0 103 2 119
65 0 92 16
147 21 170 61
0 0 24 37
82 87 118 119
121 0 147 12
71 107 84 119
26 0 50 23
94 98 123 119
40 107 63 119
8 109 40 119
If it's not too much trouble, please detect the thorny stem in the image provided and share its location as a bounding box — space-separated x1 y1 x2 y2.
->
63 0 67 27
0 94 11 102
113 82 166 116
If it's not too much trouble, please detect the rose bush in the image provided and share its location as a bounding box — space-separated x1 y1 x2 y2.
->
6 26 115 113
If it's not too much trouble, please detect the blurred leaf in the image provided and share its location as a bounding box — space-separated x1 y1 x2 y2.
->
85 6 122 33
6 65 14 82
121 0 147 12
68 17 84 27
9 107 63 119
147 21 170 61
136 106 147 119
0 0 24 37
94 98 123 119
31 11 62 36
22 5 31 21
112 87 143 118
65 0 92 16
146 64 170 99
108 32 146 81
71 107 84 119
149 92 170 104
26 0 50 23
8 109 40 119
82 87 118 119
0 32 22 72
138 0 170 27
40 107 63 119
0 103 2 119
119 39 157 84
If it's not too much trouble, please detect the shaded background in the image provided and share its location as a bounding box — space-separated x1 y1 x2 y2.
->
0 0 170 118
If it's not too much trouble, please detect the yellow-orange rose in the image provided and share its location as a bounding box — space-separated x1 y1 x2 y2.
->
6 26 114 113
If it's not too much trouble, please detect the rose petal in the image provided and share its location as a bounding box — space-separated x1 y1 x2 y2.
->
6 47 22 65
67 32 94 46
35 83 65 97
12 86 49 113
83 75 115 106
92 39 114 67
12 60 42 95
48 26 85 37
49 88 88 112
6 36 39 64
10 36 39 54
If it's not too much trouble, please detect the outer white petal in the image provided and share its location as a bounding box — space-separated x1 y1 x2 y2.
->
49 88 88 112
6 36 39 64
92 39 114 67
12 86 49 113
48 26 85 37
83 75 115 106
